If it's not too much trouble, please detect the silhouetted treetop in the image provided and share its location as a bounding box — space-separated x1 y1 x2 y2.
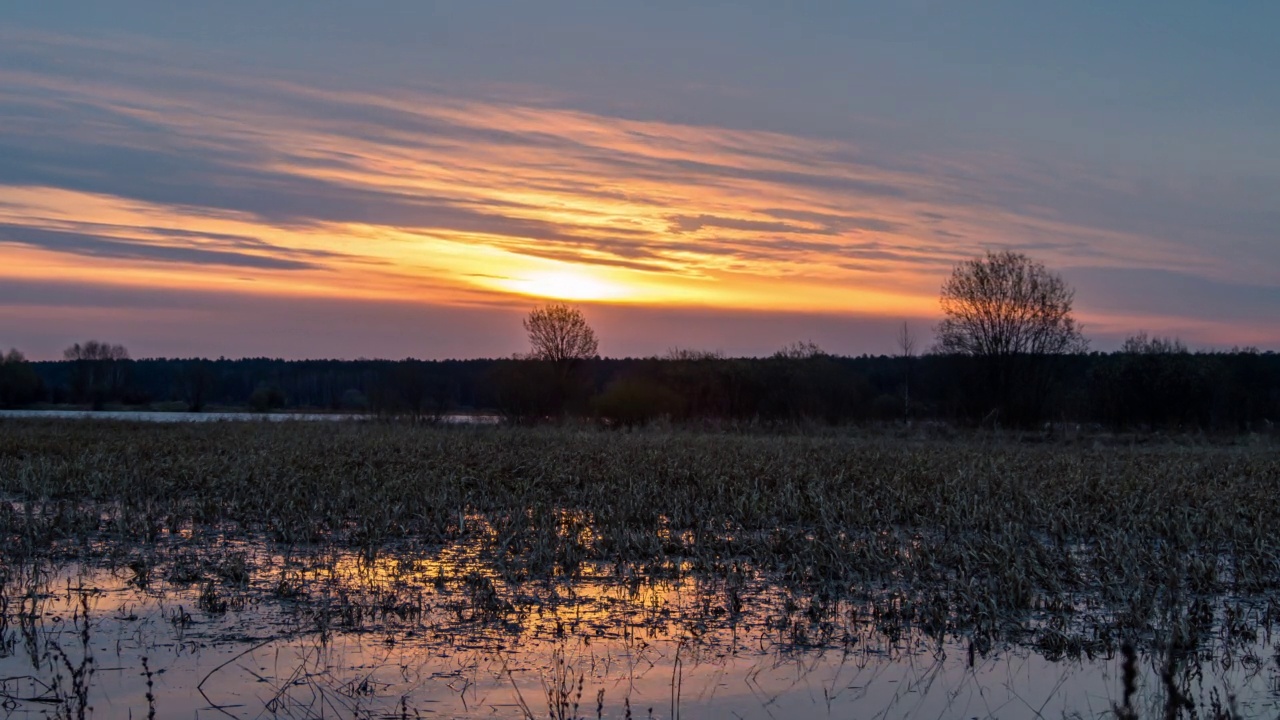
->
64 340 129 362
1122 331 1188 355
773 341 826 360
523 303 599 364
936 250 1087 357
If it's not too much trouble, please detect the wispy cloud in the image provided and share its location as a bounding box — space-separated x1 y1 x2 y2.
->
0 224 321 270
0 28 1276 352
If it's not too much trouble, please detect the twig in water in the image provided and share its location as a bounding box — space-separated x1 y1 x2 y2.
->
196 635 287 719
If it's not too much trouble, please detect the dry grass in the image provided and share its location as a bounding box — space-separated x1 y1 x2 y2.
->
0 419 1277 657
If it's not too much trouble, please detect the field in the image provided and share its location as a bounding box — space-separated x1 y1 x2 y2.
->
1 420 1278 718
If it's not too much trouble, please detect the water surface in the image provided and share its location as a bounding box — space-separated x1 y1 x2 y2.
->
3 538 1276 719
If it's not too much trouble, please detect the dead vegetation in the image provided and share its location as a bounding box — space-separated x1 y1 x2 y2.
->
0 419 1278 717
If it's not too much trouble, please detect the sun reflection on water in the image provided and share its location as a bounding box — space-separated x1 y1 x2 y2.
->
3 525 1280 719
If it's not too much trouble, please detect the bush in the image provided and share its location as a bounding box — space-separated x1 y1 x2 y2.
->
0 349 42 406
594 376 683 427
340 389 369 411
249 383 286 412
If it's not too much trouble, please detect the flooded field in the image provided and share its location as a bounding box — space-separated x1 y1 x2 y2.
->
1 420 1278 718
6 535 1280 719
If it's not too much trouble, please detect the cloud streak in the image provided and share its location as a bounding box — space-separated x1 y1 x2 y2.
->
0 29 1276 354
0 224 320 270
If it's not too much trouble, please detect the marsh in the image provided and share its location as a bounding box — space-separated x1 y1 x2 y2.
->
1 420 1278 718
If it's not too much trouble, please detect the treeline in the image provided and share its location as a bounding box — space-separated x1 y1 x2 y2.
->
3 347 1278 432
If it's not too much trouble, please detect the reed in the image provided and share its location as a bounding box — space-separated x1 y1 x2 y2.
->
0 418 1276 657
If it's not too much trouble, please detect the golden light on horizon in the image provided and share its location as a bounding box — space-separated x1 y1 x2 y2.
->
0 54 1245 357
496 269 627 302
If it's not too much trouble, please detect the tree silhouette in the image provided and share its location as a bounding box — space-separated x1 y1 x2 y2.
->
936 251 1086 357
0 349 42 406
897 322 916 419
520 303 599 418
523 304 599 365
64 340 131 410
181 359 214 412
935 251 1087 425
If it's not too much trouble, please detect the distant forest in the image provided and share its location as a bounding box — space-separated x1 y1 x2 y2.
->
1 348 1277 432
4 253 1277 432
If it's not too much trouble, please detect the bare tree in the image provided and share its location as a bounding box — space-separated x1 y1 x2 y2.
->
773 340 825 360
64 340 131 409
896 322 916 418
518 304 599 419
1121 331 1187 355
935 251 1086 425
523 303 599 365
936 250 1087 357
666 347 723 361
896 322 916 359
64 340 130 363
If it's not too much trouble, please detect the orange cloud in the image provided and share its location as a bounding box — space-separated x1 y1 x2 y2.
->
0 31 1273 352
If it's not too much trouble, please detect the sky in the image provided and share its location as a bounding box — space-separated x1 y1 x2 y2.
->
0 2 1277 359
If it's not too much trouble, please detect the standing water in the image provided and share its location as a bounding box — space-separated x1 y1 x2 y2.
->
1 536 1276 719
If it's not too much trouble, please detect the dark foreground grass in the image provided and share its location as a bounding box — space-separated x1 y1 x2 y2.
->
1 419 1278 655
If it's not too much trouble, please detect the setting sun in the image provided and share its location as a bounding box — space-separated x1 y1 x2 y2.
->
0 6 1275 361
496 269 628 302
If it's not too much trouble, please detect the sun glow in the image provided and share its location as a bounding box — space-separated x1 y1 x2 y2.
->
497 270 627 302
3 49 1226 348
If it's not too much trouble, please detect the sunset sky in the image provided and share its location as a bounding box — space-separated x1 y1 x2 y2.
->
1 2 1277 359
